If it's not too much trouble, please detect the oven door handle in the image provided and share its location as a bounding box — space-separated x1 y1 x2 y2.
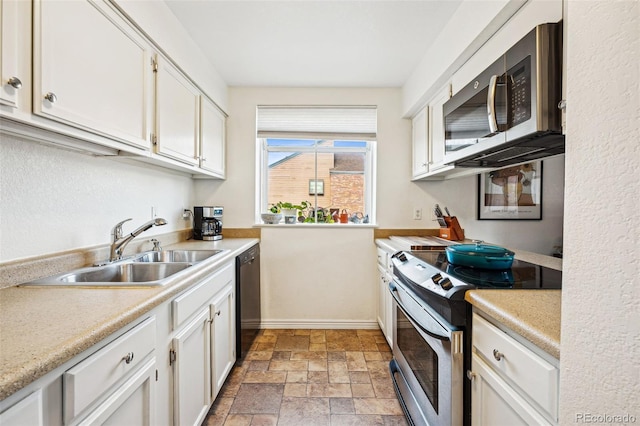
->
389 282 450 342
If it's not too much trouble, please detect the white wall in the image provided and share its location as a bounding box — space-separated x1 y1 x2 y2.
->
0 135 195 261
560 0 639 422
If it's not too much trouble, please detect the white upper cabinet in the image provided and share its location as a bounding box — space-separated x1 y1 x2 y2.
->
0 0 24 110
154 56 200 165
0 0 227 177
411 107 428 179
199 96 226 178
427 85 451 172
33 0 152 150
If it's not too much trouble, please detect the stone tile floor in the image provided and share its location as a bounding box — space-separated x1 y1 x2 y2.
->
203 329 408 426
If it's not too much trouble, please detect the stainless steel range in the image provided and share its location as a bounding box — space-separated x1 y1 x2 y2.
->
388 250 561 426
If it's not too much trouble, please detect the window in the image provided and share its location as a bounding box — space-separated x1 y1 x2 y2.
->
256 106 377 224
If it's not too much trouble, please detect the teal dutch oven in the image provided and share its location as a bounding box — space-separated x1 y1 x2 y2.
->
445 241 515 270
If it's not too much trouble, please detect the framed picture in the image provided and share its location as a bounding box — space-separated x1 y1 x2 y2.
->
478 161 543 220
309 179 324 195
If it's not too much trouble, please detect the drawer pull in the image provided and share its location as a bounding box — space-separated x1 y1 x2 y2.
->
122 352 134 364
493 349 504 361
466 370 476 381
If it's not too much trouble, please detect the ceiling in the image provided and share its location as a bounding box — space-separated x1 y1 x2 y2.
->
163 0 463 88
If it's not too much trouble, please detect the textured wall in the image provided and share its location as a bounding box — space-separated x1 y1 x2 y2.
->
560 0 640 422
0 136 195 261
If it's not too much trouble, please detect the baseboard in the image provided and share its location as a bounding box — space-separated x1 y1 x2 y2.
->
259 319 380 330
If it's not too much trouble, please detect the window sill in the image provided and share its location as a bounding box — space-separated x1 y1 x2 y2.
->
253 223 378 229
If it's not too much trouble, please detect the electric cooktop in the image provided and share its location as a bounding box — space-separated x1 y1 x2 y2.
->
409 250 562 289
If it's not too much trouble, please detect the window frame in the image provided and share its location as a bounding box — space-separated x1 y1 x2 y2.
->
256 138 377 225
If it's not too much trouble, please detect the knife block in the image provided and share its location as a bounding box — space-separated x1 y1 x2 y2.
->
439 217 465 241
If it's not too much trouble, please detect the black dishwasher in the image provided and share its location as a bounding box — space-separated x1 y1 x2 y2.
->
235 244 261 360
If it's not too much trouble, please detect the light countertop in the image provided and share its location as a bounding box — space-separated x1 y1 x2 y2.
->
465 290 561 359
0 238 259 400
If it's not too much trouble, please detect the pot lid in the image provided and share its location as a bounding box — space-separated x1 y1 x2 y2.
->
445 243 515 257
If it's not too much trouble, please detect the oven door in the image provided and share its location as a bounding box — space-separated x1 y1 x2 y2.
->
389 280 464 426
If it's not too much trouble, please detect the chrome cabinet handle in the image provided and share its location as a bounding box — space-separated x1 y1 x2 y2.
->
122 352 134 364
44 92 57 103
214 310 221 316
201 157 207 162
467 370 476 381
493 349 504 361
7 77 22 89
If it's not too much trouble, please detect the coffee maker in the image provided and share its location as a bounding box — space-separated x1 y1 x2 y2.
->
193 206 223 240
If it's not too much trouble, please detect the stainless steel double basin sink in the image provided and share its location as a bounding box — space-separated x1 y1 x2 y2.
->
21 250 226 287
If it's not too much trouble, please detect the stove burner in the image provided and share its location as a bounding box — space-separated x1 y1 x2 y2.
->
446 264 514 288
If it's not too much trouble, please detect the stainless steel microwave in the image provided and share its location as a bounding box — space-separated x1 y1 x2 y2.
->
443 22 564 168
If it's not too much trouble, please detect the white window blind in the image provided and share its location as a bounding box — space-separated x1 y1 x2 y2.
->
256 106 377 139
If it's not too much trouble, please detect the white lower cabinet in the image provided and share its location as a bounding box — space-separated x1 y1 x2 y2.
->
0 260 237 426
172 308 211 426
171 261 236 426
375 246 394 347
78 357 156 426
210 284 235 397
469 313 558 426
63 316 157 425
0 390 44 426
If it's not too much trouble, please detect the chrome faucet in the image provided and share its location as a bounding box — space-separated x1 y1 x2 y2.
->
109 218 167 262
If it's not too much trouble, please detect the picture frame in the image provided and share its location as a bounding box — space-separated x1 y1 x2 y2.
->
308 179 324 196
477 161 543 220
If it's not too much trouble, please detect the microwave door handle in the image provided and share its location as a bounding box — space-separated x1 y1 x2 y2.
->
487 74 499 134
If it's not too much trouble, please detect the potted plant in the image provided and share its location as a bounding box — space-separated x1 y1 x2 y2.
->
270 201 310 223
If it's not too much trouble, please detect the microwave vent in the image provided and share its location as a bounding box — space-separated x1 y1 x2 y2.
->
454 132 564 167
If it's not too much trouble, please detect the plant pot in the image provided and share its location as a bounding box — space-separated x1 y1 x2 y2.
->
281 208 297 224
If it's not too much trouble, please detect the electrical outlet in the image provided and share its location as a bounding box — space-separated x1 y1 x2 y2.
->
182 209 191 219
413 208 422 220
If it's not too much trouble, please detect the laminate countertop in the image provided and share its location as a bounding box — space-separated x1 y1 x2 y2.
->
465 290 561 359
0 238 259 401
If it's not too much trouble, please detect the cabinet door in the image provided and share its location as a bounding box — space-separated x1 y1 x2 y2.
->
173 307 211 426
0 0 22 109
428 85 451 171
200 96 226 177
376 265 387 339
0 390 43 426
210 284 235 399
155 56 200 165
78 357 156 426
411 107 429 178
33 0 151 149
470 353 552 426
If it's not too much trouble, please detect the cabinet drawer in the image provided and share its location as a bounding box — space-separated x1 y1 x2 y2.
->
376 247 388 269
472 313 558 420
172 262 234 330
63 316 156 423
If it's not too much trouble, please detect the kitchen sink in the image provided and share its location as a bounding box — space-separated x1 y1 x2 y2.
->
132 249 224 263
22 262 193 287
20 249 228 287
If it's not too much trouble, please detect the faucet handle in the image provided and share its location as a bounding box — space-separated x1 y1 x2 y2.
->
111 218 133 240
150 239 162 251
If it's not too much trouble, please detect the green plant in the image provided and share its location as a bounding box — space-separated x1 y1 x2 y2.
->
269 201 310 215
